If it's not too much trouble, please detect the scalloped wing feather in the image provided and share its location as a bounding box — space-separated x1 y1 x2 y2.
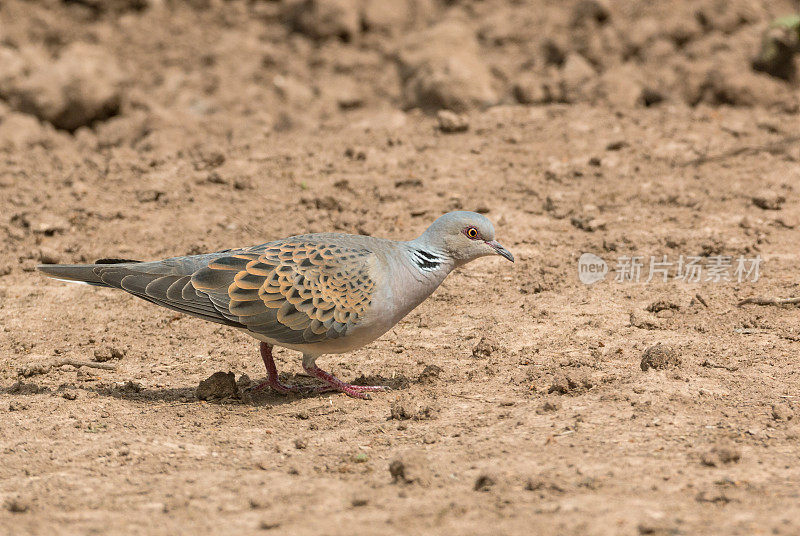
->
191 239 376 344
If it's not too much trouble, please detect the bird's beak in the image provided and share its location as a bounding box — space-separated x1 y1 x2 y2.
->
486 240 514 262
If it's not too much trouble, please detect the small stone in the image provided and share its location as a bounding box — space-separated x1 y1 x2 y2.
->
259 520 281 530
351 497 368 507
774 215 798 229
5 497 29 513
195 371 239 401
472 337 496 359
641 88 665 107
93 345 125 362
283 0 360 41
752 190 786 210
32 214 69 236
548 372 593 395
61 390 77 400
570 215 606 232
772 403 794 421
135 189 164 203
389 403 412 420
294 438 308 449
638 523 676 535
75 369 96 382
119 380 142 393
536 400 561 413
37 247 61 264
646 301 679 313
606 140 627 151
198 150 225 169
389 450 432 486
473 473 496 491
8 401 30 411
417 364 442 384
436 110 469 133
640 344 681 371
700 445 741 467
343 147 367 161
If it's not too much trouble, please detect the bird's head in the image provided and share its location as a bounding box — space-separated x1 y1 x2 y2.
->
418 211 514 266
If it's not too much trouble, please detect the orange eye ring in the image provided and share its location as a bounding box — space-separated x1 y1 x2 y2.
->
466 227 479 239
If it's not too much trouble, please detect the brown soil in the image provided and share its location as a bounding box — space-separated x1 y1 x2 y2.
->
2 1 800 535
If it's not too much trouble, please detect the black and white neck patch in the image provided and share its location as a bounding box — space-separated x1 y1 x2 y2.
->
411 249 443 271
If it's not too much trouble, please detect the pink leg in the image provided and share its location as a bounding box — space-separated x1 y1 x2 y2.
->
251 342 298 394
302 362 388 400
252 342 337 395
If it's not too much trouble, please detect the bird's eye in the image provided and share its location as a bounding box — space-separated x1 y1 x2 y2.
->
465 226 479 239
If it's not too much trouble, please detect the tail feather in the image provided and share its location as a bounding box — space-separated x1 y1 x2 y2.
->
37 259 141 287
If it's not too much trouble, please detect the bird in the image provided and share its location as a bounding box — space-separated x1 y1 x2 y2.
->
37 211 514 399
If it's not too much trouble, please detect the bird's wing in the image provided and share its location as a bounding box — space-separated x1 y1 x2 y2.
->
190 239 377 344
88 254 245 328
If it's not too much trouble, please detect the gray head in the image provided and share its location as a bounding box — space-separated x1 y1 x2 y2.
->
414 211 514 266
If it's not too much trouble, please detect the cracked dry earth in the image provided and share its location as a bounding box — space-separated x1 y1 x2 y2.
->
1 103 799 535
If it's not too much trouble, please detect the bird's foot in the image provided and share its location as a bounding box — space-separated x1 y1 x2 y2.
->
249 379 336 396
303 365 389 400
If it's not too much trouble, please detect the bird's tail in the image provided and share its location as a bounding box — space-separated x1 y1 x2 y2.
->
37 258 141 286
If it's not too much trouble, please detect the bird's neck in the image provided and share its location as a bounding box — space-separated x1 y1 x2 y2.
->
403 239 452 276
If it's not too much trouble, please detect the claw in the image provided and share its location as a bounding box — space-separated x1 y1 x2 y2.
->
258 342 387 399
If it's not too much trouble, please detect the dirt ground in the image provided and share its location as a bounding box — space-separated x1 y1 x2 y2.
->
2 1 800 535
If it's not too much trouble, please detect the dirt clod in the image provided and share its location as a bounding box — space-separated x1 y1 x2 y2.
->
93 345 125 362
752 190 786 210
417 364 442 384
772 403 794 421
8 401 30 411
640 344 681 371
196 372 239 401
646 301 680 313
537 399 561 413
389 399 437 421
474 473 496 491
389 450 432 486
472 337 497 359
700 445 741 467
0 43 126 131
548 372 593 395
436 110 469 133
5 497 30 513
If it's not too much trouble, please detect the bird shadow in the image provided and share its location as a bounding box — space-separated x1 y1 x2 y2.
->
0 372 412 408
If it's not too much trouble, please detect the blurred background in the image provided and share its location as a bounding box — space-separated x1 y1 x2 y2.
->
1 0 799 141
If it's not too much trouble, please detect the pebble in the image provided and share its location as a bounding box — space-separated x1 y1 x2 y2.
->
640 344 681 371
436 110 469 133
752 190 785 210
772 403 794 422
389 450 432 486
474 473 497 491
